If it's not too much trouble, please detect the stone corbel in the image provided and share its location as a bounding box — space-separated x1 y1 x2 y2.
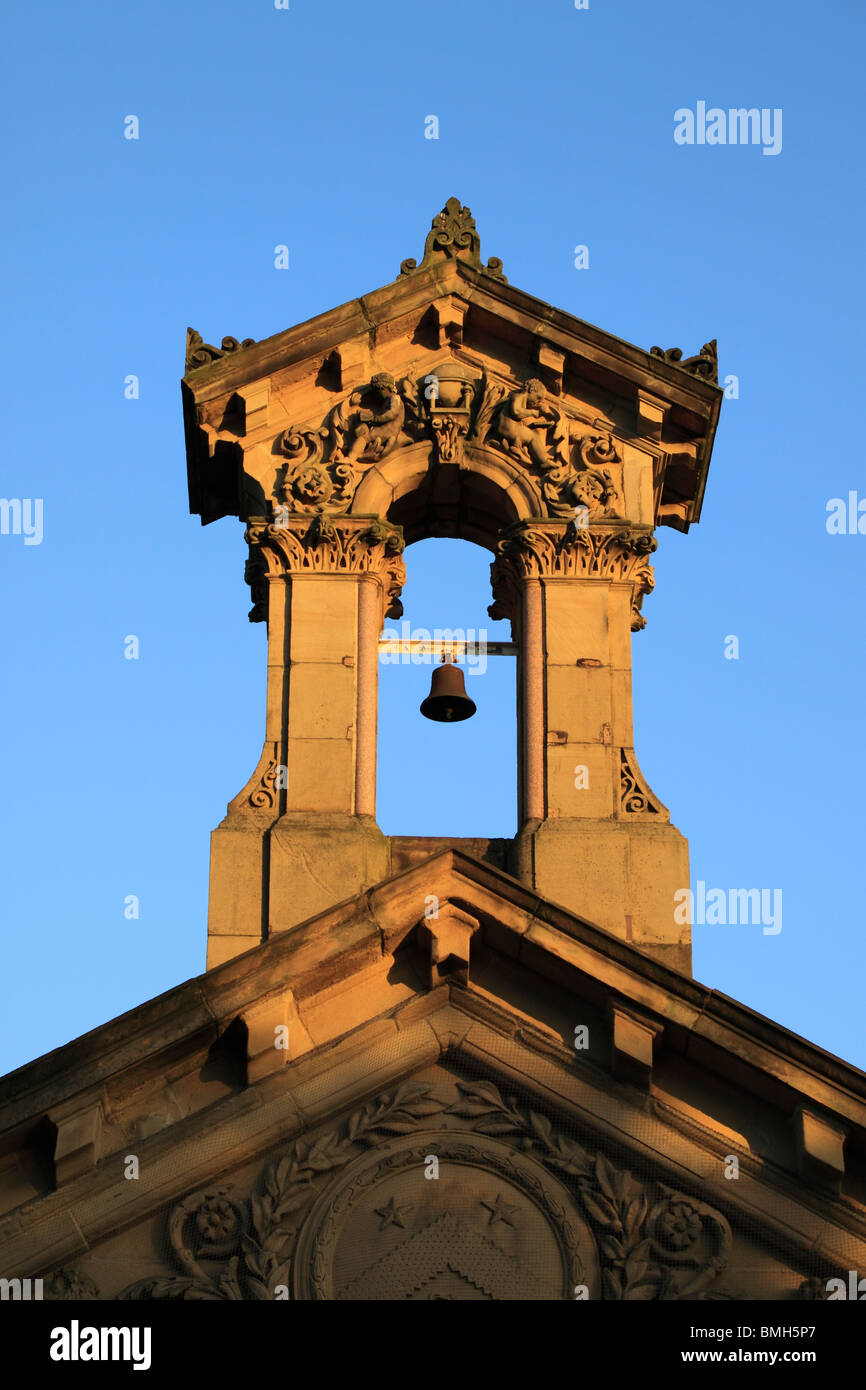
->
332 335 369 392
793 1106 847 1189
535 340 566 396
243 992 313 1083
431 296 467 348
635 389 668 441
608 1003 663 1090
419 903 480 988
49 1096 104 1186
236 379 270 437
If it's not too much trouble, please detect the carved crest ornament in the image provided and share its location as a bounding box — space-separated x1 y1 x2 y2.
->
100 1078 748 1302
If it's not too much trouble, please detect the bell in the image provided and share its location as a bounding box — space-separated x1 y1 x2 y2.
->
420 660 477 723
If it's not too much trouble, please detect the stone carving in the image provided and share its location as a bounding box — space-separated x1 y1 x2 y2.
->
116 1077 738 1302
649 339 718 384
472 378 622 519
620 748 663 815
487 377 569 471
275 373 421 514
422 363 476 464
120 1084 449 1300
399 197 506 281
273 368 622 519
297 1134 590 1300
185 327 255 373
489 520 656 631
445 1082 731 1301
246 515 406 623
230 739 281 814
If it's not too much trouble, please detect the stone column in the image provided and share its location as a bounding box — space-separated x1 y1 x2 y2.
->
492 519 691 973
206 515 404 968
520 579 545 824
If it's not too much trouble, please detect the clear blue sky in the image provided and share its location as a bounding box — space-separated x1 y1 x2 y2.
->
2 0 864 1077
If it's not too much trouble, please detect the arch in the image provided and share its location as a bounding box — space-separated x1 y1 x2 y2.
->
351 442 544 551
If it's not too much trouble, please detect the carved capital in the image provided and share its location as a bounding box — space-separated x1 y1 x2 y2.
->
246 515 406 626
489 520 657 631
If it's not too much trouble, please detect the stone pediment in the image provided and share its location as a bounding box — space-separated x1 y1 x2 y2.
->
1 850 865 1301
183 200 721 537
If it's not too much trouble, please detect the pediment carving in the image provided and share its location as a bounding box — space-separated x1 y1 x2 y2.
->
272 367 626 524
114 1076 736 1302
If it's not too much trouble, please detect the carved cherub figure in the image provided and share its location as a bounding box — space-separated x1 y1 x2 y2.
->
494 378 558 469
333 372 406 464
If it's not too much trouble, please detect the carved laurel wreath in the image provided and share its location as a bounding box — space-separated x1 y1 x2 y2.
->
116 1079 733 1302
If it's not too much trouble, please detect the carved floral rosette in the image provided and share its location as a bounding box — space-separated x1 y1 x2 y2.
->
244 515 406 628
489 519 657 632
111 1078 745 1303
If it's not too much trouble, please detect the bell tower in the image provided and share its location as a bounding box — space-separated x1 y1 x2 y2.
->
11 200 866 1318
183 198 721 975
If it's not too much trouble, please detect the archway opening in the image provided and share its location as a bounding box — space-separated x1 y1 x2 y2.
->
376 537 517 838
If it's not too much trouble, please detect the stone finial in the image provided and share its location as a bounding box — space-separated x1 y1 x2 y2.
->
185 327 256 374
399 197 507 281
649 339 719 384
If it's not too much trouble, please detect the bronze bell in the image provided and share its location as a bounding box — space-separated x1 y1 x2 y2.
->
420 659 477 723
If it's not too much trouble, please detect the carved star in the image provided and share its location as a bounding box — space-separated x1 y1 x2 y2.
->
374 1196 413 1231
480 1193 518 1228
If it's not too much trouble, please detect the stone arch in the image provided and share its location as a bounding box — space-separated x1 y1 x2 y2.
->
351 442 545 552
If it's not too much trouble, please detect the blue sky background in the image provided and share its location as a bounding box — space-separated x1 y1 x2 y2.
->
2 0 864 1077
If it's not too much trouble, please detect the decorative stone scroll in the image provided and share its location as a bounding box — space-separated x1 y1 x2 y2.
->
488 519 657 632
470 377 622 520
649 339 718 384
399 197 507 281
225 738 284 816
114 1077 738 1302
275 373 424 513
185 327 256 373
245 514 406 626
620 748 667 818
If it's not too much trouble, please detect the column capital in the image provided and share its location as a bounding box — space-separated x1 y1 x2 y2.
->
489 519 657 631
245 513 406 628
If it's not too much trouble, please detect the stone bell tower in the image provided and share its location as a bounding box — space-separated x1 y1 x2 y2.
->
7 200 866 1312
184 198 721 974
